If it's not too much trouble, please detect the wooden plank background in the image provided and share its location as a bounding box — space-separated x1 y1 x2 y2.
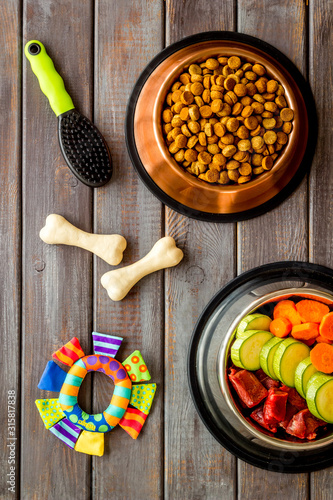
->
309 0 333 498
0 1 21 498
1 0 332 498
165 2 237 499
21 1 93 498
92 1 164 497
237 1 309 498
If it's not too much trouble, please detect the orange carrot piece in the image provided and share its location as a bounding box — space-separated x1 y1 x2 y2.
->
316 335 333 345
319 312 333 340
269 317 292 338
291 322 319 341
296 299 330 324
273 300 302 327
310 343 333 373
295 294 332 305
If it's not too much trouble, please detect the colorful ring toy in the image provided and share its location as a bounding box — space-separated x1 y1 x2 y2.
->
59 355 132 433
35 333 156 457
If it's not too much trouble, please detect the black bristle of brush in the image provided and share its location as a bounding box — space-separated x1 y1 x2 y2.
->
58 110 112 188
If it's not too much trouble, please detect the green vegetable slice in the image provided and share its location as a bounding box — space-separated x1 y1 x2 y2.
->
273 338 310 387
307 372 333 423
236 314 272 337
294 357 318 399
259 336 284 380
231 330 273 371
235 329 262 340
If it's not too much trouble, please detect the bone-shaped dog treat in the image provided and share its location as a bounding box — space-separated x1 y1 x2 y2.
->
40 214 127 266
101 237 184 301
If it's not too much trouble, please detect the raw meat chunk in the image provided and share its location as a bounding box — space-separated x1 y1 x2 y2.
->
228 368 267 408
263 388 288 425
286 409 327 440
250 406 277 433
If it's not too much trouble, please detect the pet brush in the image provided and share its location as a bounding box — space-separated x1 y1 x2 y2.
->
25 40 112 188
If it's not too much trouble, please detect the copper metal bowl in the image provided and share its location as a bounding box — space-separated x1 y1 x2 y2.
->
126 32 317 222
188 262 333 472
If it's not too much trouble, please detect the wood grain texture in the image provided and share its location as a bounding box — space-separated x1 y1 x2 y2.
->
237 0 308 273
0 1 21 499
237 466 309 499
165 2 237 499
92 1 164 498
4 0 333 498
309 0 333 497
21 1 93 497
308 0 333 267
237 0 309 497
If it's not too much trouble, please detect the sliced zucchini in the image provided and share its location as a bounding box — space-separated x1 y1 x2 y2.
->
307 372 333 423
236 314 272 337
231 330 273 371
259 336 284 380
295 357 318 399
235 329 262 340
273 338 310 387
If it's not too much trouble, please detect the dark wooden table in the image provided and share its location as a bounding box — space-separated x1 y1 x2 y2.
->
1 0 332 498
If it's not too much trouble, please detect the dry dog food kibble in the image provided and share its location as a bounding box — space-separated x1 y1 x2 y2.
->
162 55 294 185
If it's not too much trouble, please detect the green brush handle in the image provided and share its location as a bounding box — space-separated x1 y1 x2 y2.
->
25 40 74 117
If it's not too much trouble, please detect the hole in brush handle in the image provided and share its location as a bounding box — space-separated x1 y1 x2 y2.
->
28 43 41 55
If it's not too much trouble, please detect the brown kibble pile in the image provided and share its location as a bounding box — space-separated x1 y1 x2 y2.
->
162 55 294 185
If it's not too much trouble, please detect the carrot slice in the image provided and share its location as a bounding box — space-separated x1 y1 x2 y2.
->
295 299 330 324
316 335 333 345
291 322 319 341
319 312 333 340
310 343 333 373
273 300 302 326
269 317 292 338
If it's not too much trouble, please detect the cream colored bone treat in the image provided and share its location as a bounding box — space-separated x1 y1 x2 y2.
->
101 237 184 301
40 214 127 266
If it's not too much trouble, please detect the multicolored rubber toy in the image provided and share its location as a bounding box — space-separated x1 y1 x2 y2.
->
36 333 156 456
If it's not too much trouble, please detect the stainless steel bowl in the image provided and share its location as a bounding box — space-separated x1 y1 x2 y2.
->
219 287 333 452
188 262 333 472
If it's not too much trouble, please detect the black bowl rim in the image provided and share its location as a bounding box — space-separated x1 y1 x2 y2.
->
125 30 318 223
187 261 333 472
